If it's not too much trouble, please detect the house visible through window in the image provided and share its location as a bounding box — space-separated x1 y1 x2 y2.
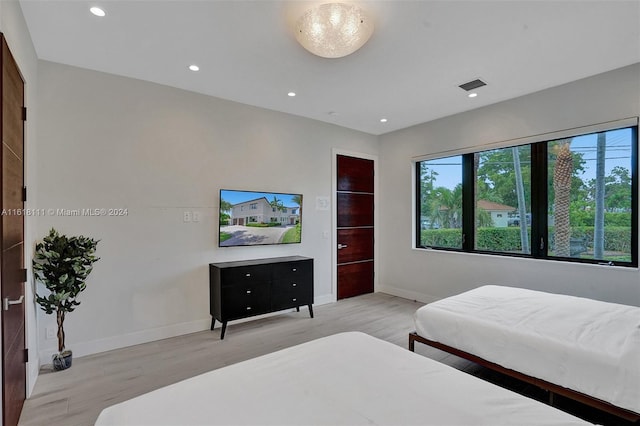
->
416 124 637 267
475 145 531 254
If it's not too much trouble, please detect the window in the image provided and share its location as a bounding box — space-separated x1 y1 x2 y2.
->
417 156 463 249
475 145 531 254
547 128 635 263
416 124 637 267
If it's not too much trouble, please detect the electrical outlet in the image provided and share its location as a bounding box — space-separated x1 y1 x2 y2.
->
46 326 55 340
183 211 192 222
192 211 201 222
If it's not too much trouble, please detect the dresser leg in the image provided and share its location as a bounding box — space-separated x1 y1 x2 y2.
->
308 304 314 318
296 306 300 312
221 322 228 339
210 317 216 331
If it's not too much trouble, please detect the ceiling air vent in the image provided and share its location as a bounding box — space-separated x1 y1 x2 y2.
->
458 79 487 91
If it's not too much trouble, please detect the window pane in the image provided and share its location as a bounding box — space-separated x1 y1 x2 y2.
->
475 146 531 253
548 128 634 262
417 156 462 249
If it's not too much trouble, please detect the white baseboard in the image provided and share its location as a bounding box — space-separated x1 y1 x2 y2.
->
376 285 439 304
38 296 335 362
27 359 39 397
314 294 335 306
39 318 211 361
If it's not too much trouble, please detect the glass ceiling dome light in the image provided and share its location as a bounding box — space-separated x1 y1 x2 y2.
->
295 3 374 59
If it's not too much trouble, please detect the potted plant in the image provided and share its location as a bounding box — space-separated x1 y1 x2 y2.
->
33 228 99 371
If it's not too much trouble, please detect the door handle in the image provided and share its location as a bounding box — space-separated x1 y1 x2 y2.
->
337 244 348 250
3 295 24 311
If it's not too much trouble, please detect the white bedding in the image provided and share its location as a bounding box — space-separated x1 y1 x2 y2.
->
414 285 640 415
95 331 589 425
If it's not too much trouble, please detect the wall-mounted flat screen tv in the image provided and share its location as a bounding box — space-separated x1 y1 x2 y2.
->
219 189 302 247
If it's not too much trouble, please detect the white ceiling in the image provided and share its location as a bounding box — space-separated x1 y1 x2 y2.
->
18 0 640 135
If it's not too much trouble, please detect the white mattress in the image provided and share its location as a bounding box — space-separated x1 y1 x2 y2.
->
95 331 589 426
414 285 640 414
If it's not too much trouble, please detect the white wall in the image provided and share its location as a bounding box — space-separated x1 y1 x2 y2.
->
0 0 40 400
378 63 640 306
35 61 379 360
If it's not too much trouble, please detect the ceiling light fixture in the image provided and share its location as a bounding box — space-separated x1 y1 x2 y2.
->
468 93 478 98
295 3 374 59
380 118 388 123
89 6 106 17
288 92 296 97
188 65 200 71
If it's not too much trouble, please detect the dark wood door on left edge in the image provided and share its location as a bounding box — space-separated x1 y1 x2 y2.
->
336 155 374 299
1 34 27 426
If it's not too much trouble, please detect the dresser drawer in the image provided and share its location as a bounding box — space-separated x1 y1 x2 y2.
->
272 293 310 311
271 280 312 298
221 283 270 320
271 260 312 282
220 265 270 285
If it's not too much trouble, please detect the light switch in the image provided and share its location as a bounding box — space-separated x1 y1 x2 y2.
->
316 196 330 211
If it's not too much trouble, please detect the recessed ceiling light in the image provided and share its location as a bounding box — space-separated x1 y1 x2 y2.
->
90 7 106 17
468 92 478 98
188 65 200 72
380 118 388 123
288 92 296 97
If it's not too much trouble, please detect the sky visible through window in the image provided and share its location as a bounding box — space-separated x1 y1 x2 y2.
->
426 128 632 190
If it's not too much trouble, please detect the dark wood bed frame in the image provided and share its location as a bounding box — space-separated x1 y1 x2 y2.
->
409 331 640 423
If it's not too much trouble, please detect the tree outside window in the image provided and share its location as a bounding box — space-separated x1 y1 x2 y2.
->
416 125 636 266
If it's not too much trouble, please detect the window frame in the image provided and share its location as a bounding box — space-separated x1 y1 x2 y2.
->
415 123 638 268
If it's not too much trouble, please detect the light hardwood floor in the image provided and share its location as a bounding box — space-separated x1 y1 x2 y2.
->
19 293 631 426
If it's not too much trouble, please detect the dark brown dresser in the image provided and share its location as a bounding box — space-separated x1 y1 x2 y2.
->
209 256 313 339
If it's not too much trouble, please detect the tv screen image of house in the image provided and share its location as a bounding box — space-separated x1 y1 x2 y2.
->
219 189 302 247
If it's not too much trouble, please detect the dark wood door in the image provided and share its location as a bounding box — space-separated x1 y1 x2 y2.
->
1 34 26 426
336 155 374 299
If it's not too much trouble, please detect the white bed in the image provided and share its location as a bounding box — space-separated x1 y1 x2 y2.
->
95 331 589 425
411 285 640 420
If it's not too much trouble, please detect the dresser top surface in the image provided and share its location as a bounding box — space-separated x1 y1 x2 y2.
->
210 256 312 269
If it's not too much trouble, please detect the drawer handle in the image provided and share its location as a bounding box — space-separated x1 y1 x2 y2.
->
246 306 252 310
292 283 297 287
292 268 297 272
246 290 252 294
245 273 251 277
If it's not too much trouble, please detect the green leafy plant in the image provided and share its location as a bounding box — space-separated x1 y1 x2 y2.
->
33 228 100 357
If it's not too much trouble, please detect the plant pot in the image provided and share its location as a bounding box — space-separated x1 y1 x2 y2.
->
52 350 73 371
